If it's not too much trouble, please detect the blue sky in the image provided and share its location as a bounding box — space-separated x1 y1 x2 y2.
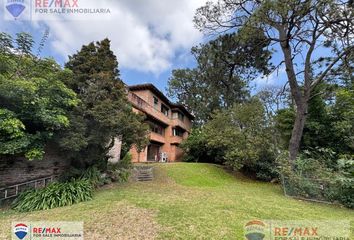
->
1 0 288 98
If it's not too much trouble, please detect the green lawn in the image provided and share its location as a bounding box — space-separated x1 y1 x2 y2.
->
1 163 353 239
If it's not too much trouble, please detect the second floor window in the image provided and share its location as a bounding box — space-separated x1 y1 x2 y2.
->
161 104 169 117
153 96 158 109
177 112 184 122
172 111 185 122
150 122 165 136
172 128 184 137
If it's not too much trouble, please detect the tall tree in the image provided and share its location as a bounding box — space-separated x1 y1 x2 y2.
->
195 0 354 162
0 32 78 160
62 39 148 168
204 98 278 180
168 30 271 124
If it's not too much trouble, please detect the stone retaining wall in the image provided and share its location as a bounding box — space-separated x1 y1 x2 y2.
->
0 145 70 188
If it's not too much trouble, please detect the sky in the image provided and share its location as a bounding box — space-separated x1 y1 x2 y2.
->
0 0 287 97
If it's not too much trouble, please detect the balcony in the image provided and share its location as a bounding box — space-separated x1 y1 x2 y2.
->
128 92 170 125
171 118 189 131
170 135 183 144
150 132 165 144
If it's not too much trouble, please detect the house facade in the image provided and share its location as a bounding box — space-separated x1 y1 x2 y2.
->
127 84 194 163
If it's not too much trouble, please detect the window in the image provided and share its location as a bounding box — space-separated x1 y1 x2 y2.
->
172 128 184 137
150 122 165 136
172 111 184 122
161 104 169 116
153 96 158 109
177 112 184 122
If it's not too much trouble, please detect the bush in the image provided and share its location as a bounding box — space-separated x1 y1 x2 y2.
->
108 168 131 183
58 166 83 182
280 153 354 208
249 150 279 182
80 166 103 187
59 165 105 187
117 152 133 169
107 153 132 183
12 179 93 212
203 100 280 181
180 128 224 164
335 157 354 208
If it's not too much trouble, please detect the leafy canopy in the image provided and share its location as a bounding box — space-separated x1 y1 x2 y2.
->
168 29 271 124
0 32 78 160
61 39 149 168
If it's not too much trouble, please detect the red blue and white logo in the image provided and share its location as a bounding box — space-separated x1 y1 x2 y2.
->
244 220 266 240
14 223 28 240
5 0 26 18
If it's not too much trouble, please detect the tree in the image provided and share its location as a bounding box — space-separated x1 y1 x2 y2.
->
275 85 331 149
329 88 354 154
0 32 78 160
180 128 225 163
168 30 271 124
204 98 278 180
257 86 290 114
275 84 354 160
61 39 148 168
194 0 354 163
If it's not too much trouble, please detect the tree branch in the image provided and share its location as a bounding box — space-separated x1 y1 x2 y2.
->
310 46 354 91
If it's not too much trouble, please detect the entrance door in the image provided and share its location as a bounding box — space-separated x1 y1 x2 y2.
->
147 144 160 162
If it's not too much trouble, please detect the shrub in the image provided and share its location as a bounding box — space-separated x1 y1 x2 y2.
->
58 166 83 182
280 153 353 208
203 100 279 181
107 153 132 183
117 152 132 169
12 179 93 212
335 157 354 208
180 128 225 164
80 166 103 187
109 168 131 183
246 148 279 181
59 166 105 187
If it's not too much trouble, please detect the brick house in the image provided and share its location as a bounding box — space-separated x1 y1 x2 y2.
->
126 84 194 163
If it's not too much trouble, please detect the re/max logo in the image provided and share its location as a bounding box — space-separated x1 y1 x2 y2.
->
35 0 79 8
33 227 61 234
274 227 318 236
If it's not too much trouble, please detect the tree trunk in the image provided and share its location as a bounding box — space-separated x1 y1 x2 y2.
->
288 102 308 162
278 30 309 165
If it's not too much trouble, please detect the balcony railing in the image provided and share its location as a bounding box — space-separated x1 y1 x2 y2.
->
171 118 189 131
150 132 165 143
170 135 184 144
128 92 191 133
128 92 170 124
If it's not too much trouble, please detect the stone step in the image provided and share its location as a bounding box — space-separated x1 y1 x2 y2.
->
135 166 154 182
137 176 153 179
138 173 152 176
137 174 153 178
137 178 153 181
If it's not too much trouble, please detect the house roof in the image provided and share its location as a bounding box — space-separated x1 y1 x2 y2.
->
128 83 195 120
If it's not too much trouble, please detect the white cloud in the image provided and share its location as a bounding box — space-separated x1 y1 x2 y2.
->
10 0 209 74
254 66 287 87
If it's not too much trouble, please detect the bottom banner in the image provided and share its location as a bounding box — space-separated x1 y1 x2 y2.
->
244 220 350 240
12 222 83 240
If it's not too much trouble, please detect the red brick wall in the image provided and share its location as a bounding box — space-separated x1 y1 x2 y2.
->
130 145 148 163
128 88 193 163
0 146 70 188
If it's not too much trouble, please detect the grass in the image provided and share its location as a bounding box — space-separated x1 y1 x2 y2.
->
1 163 353 239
